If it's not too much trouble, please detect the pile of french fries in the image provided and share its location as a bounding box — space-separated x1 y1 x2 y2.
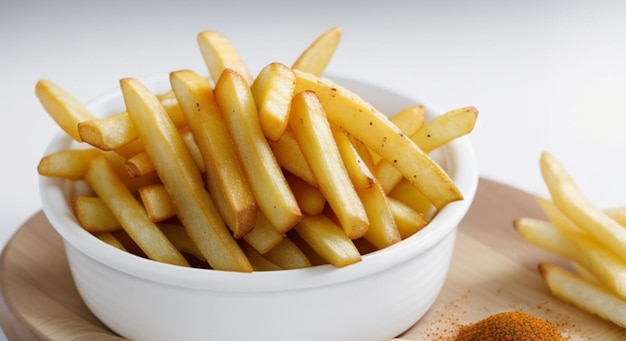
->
515 152 626 327
37 27 478 272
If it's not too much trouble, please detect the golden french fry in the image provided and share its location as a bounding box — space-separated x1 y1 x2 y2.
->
76 90 185 151
268 128 318 187
515 217 626 299
94 232 127 251
604 206 626 228
294 214 361 268
35 79 97 142
251 62 296 141
170 70 257 238
112 136 144 159
239 241 282 271
37 148 101 180
78 111 136 150
289 90 369 239
72 196 121 233
369 105 426 165
242 211 284 254
180 128 205 173
347 131 377 173
197 31 253 85
536 196 586 234
330 121 400 247
388 178 434 218
513 217 579 260
158 223 205 262
262 237 312 269
125 152 155 177
377 106 478 193
121 77 252 272
287 230 328 266
284 172 326 216
540 151 626 263
411 106 478 154
102 150 160 192
539 263 626 328
292 26 342 76
389 105 426 137
125 130 202 178
85 155 189 267
138 183 176 222
293 69 462 210
330 123 375 189
214 69 302 234
387 197 428 239
357 183 401 249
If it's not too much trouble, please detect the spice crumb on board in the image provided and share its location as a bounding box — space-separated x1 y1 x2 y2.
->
398 289 585 341
454 311 568 341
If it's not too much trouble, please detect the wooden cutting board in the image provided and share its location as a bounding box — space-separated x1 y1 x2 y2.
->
1 178 625 340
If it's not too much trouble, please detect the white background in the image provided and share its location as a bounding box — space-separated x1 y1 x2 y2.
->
2 1 626 339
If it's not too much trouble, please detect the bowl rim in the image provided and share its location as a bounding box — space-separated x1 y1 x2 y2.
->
39 73 478 292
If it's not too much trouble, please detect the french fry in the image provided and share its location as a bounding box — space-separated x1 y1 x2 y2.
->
284 171 326 216
604 206 626 228
180 128 205 173
268 128 318 187
112 136 144 159
35 79 97 142
389 105 426 138
158 223 205 262
77 90 185 151
357 183 401 249
513 218 580 261
138 183 176 223
293 69 462 210
536 196 585 235
242 211 284 254
376 106 478 194
331 124 375 189
250 63 296 141
411 106 478 155
347 131 377 173
103 150 160 192
294 214 362 267
292 26 342 76
72 196 121 233
388 178 434 218
125 152 155 177
539 263 626 328
289 90 369 239
197 31 253 85
121 77 252 272
369 105 426 165
287 229 328 266
78 111 135 150
94 232 127 251
262 237 312 269
214 69 302 234
170 70 257 238
330 122 399 247
387 197 428 239
540 151 626 263
37 148 101 180
515 217 626 299
239 241 282 271
125 129 203 178
85 155 189 267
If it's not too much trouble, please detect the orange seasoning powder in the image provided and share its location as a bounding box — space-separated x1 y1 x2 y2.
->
454 311 566 341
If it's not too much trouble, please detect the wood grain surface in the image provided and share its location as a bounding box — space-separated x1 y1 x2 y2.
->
1 178 625 340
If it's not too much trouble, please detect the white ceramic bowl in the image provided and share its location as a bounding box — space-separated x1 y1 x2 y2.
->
39 74 478 341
